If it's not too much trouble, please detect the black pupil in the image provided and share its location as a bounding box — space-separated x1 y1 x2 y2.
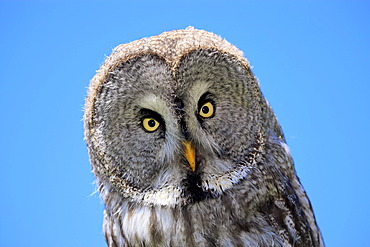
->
202 105 209 114
148 119 156 127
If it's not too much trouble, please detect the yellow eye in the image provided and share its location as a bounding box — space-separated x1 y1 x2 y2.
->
142 118 160 132
199 101 215 118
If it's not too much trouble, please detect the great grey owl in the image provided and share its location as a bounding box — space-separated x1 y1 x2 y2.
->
84 27 324 247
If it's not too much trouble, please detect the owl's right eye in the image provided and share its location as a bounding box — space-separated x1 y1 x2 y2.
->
142 118 160 132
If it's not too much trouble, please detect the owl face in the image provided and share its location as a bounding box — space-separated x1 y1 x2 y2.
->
88 45 268 206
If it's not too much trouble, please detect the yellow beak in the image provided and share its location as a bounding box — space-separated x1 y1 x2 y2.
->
183 141 196 171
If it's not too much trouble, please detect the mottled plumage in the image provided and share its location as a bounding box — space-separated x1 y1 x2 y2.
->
84 27 324 246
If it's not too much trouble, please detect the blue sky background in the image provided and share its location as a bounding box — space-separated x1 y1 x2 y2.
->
1 1 369 246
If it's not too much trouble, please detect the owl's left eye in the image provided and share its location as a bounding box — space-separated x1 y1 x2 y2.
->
142 118 160 132
199 101 215 118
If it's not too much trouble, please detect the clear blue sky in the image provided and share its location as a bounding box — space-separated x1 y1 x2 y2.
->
1 1 369 246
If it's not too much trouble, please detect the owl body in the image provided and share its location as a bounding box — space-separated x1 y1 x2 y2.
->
85 27 324 247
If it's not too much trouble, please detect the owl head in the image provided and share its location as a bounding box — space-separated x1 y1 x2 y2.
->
84 27 325 247
84 27 286 206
